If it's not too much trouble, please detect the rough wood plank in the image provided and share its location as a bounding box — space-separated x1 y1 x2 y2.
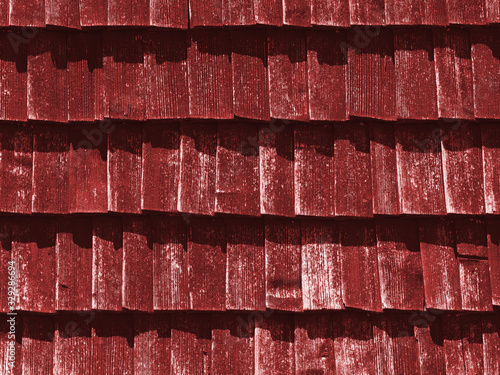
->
386 0 448 24
376 218 424 310
144 30 189 120
459 259 493 311
461 315 484 375
482 123 500 214
189 0 223 26
123 217 153 312
419 218 462 311
231 29 269 121
107 122 142 213
0 314 22 374
454 217 488 258
265 218 302 311
222 0 255 25
92 217 123 311
415 317 446 375
178 122 217 215
0 0 7 25
311 0 350 26
447 0 487 24
134 313 171 374
141 123 179 212
152 216 189 311
339 220 382 311
482 315 500 375
56 217 93 311
22 315 54 374
79 0 107 25
9 0 45 26
486 0 500 22
108 0 148 25
268 29 308 121
45 0 80 28
301 220 343 310
216 122 260 216
0 220 11 314
225 217 265 311
150 0 188 27
442 314 466 375
349 0 385 24
254 0 282 25
486 218 500 306
283 0 311 26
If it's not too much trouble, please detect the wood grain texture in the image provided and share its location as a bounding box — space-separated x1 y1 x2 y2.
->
294 123 335 217
415 317 446 375
385 0 448 24
141 123 180 212
376 218 424 310
189 0 223 26
483 315 500 375
486 218 500 306
0 220 11 313
9 0 45 26
108 0 149 25
395 29 438 120
461 315 485 375
454 217 488 258
79 0 107 25
283 0 311 26
56 217 93 311
22 315 54 374
45 0 80 28
307 30 347 121
254 0 282 25
267 29 308 121
349 0 385 24
486 0 500 22
134 314 171 375
482 123 500 214
0 0 7 25
222 0 255 25
265 218 302 311
311 0 350 26
150 0 188 27
447 0 487 24
459 258 493 311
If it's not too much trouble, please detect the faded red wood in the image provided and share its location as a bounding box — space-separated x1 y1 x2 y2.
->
347 29 396 120
56 217 93 311
419 218 462 310
79 0 107 25
339 221 382 311
395 29 438 120
268 29 308 121
349 0 385 24
459 258 493 311
13 217 56 312
9 0 45 26
471 28 500 119
189 0 223 26
188 217 226 311
68 123 108 213
144 30 189 120
482 123 500 214
265 218 302 311
108 0 149 25
178 122 217 215
376 218 424 310
171 313 211 374
311 0 350 26
152 216 189 311
0 0 7 25
433 28 474 119
0 220 10 314
385 0 448 24
103 31 145 120
461 315 485 375
259 121 295 217
395 123 447 215
216 122 260 216
294 123 335 217
22 315 54 374
307 30 347 121
0 314 22 374
45 0 80 28
0 124 32 213
334 122 372 217
32 124 69 214
486 218 500 306
222 0 255 24
454 217 488 258
28 31 67 122
301 220 343 310
415 317 446 375
134 314 171 374
150 0 188 27
231 29 269 121
188 30 233 119
482 315 500 375
123 217 153 312
254 0 282 25
283 0 311 26
92 217 123 311
107 122 142 213
447 0 487 24
141 123 179 212
486 0 500 22
442 314 466 374
441 122 485 214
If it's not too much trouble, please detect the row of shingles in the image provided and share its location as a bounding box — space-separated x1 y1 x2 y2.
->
0 215 498 313
1 27 498 124
1 311 499 374
1 0 500 27
2 120 499 217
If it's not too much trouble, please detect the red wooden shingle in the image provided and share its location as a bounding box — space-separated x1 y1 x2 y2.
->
376 218 424 310
0 124 32 214
22 315 54 374
283 0 311 26
265 218 302 311
123 217 153 312
447 0 487 24
415 317 446 375
134 313 171 374
395 29 438 120
9 0 45 26
461 315 485 375
103 31 145 120
143 30 189 120
28 31 67 122
301 220 343 310
259 122 295 217
45 0 80 28
254 0 283 25
486 0 500 22
396 123 447 215
92 217 123 311
178 122 217 215
419 218 462 311
13 218 56 312
0 0 7 25
267 29 308 121
294 124 335 217
471 28 500 119
216 122 260 216
307 30 347 121
225 218 266 311
339 220 382 311
108 0 149 25
311 0 350 26
454 217 488 258
385 0 448 24
482 315 500 374
441 122 485 214
349 0 385 24
459 258 493 311
150 0 188 27
231 29 269 121
0 316 22 374
141 123 179 212
486 218 500 306
223 0 255 25
442 314 467 375
0 220 10 314
334 122 372 217
107 122 142 213
32 124 69 214
188 217 226 311
189 0 223 26
79 0 107 25
68 123 108 213
433 28 474 120
347 29 396 120
56 217 93 311
54 314 92 374
188 30 233 119
152 216 189 311
482 123 500 214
